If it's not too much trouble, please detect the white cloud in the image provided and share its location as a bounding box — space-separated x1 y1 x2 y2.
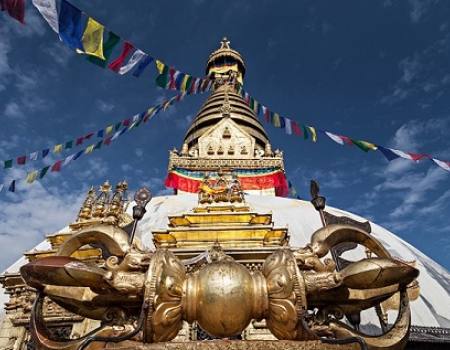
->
0 182 84 271
4 102 24 119
408 0 435 23
96 99 115 113
135 148 144 158
75 157 110 181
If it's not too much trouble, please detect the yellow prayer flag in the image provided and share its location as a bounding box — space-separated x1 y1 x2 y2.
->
53 144 63 154
181 75 190 92
272 113 281 128
26 170 38 184
105 125 114 135
156 60 165 74
85 144 95 154
82 17 105 60
307 126 317 142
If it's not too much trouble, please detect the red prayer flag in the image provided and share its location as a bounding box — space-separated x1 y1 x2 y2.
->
122 119 130 127
16 155 26 165
1 0 25 24
51 160 62 172
108 41 134 72
341 135 352 145
84 132 94 140
76 137 84 145
104 137 112 145
408 153 429 161
292 121 302 136
168 68 176 89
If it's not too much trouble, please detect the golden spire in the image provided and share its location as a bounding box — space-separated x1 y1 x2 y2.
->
206 37 246 82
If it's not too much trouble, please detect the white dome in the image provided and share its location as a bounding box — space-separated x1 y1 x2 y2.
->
2 194 449 330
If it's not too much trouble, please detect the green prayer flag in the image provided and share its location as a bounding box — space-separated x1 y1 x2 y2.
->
351 139 377 152
302 125 309 140
94 141 102 150
65 140 73 149
4 159 13 169
155 64 169 88
115 122 122 131
39 166 50 179
87 31 120 68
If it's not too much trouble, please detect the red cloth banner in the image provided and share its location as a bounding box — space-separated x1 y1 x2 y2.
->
165 170 289 197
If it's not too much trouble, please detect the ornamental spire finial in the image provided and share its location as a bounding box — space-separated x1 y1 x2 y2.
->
220 37 231 49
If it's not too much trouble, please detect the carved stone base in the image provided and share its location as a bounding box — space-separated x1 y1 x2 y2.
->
101 340 361 350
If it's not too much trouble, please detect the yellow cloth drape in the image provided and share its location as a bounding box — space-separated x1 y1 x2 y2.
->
82 18 105 60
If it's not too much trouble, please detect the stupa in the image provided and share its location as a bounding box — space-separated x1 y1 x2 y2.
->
0 39 449 350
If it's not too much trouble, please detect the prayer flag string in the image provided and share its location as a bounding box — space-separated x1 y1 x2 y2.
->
0 94 184 194
236 84 450 174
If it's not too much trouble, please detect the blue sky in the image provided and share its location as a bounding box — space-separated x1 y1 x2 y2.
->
1 0 450 271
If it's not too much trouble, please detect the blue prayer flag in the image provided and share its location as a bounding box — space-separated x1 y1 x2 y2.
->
378 146 400 161
132 55 154 77
42 149 50 158
58 0 85 51
97 129 104 138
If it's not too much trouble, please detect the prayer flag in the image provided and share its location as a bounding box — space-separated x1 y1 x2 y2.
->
73 150 83 160
292 121 302 136
85 144 95 154
325 131 346 145
97 129 104 138
351 139 377 152
122 119 131 127
42 148 50 158
8 180 15 192
1 0 25 24
53 144 63 154
272 113 281 128
65 140 73 149
17 155 26 165
88 31 120 67
26 170 38 184
39 166 50 178
32 0 58 32
168 68 177 89
94 141 102 149
105 125 113 135
285 118 292 135
29 151 38 161
155 60 170 88
118 49 146 75
85 132 94 139
62 154 76 166
181 75 192 92
108 41 134 72
75 137 84 145
189 77 200 94
379 147 426 161
104 137 112 145
378 146 400 161
114 122 122 131
82 17 105 59
432 158 450 172
171 71 184 90
307 126 317 142
51 160 62 172
132 55 153 77
302 125 309 140
262 106 270 122
58 0 85 51
4 159 13 169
